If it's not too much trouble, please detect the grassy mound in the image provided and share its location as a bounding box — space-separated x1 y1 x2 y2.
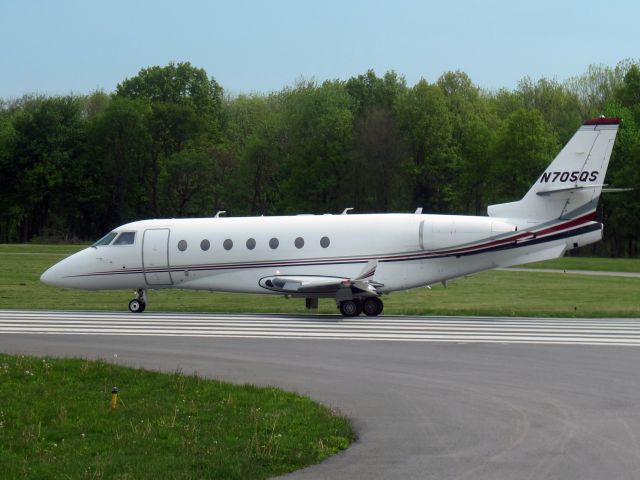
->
0 354 353 479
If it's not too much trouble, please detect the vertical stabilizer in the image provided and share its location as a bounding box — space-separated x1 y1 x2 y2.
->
488 117 620 221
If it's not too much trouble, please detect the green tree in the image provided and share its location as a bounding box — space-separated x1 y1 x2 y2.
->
241 122 284 215
615 64 640 124
0 107 18 241
349 106 406 211
437 71 496 214
222 93 284 215
83 90 110 119
1 61 639 252
87 97 152 230
599 104 640 256
116 62 223 129
6 96 87 241
146 102 203 215
516 77 582 143
344 70 407 211
115 63 225 217
488 108 559 204
345 69 406 114
158 148 218 217
395 79 454 212
488 88 524 120
564 61 631 117
279 81 354 213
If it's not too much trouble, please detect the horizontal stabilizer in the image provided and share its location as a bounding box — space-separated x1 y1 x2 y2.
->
602 187 633 193
536 184 604 196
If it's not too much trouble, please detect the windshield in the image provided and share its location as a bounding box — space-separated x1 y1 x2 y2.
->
92 231 117 247
113 232 136 245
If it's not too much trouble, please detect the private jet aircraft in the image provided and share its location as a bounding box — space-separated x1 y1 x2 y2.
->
41 117 620 316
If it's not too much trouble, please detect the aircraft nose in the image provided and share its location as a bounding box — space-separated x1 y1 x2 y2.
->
40 248 105 289
40 264 62 287
40 253 84 288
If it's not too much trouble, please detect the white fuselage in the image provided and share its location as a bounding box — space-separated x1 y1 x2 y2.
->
40 212 602 295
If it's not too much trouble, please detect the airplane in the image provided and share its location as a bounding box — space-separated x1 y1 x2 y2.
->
41 117 620 316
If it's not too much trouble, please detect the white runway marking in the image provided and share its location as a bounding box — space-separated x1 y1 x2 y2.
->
1 310 640 346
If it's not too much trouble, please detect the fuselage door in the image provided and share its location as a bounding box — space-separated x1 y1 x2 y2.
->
142 228 173 286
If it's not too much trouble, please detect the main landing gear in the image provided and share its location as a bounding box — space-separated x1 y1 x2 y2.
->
338 297 384 317
128 288 147 313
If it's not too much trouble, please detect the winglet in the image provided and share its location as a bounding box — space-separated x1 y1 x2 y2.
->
355 260 378 281
352 260 383 294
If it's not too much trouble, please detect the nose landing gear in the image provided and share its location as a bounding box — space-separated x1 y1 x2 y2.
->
128 288 147 313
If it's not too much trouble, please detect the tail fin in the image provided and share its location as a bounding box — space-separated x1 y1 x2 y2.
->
488 117 620 221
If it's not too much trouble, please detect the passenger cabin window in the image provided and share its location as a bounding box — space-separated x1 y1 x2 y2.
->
92 232 117 247
113 232 136 245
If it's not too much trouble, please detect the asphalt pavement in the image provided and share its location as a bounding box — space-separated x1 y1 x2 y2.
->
2 311 640 479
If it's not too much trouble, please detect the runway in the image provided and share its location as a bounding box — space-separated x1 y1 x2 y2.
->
2 310 640 479
2 310 640 346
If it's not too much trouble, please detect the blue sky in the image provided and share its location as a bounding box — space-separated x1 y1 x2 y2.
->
1 0 638 98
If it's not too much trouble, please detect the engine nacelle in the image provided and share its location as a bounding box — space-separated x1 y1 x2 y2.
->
420 216 516 251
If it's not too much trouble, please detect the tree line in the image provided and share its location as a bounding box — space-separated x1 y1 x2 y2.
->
1 61 639 256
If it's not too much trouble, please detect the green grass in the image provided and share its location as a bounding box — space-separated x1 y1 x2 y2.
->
387 270 640 317
1 244 639 317
520 256 640 273
0 353 353 479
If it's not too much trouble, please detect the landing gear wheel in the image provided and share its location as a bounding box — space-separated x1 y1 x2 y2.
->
362 297 384 316
339 299 362 317
129 288 147 313
128 299 145 313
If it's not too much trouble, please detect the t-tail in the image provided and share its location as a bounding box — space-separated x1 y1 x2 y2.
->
488 117 621 223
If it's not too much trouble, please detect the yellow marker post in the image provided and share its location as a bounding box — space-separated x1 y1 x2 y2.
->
111 387 119 410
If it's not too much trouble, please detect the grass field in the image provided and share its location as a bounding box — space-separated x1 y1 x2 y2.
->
0 353 353 479
522 256 640 273
1 244 639 317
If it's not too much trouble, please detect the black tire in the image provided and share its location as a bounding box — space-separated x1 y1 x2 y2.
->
339 300 362 317
128 299 145 313
362 297 383 316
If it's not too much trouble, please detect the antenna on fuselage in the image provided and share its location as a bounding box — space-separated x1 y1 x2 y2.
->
414 207 423 214
341 207 354 215
215 211 226 218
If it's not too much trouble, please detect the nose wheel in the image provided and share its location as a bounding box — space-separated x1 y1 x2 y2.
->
129 289 147 313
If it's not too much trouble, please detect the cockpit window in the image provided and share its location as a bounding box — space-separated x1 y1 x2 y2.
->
92 231 117 247
113 232 136 246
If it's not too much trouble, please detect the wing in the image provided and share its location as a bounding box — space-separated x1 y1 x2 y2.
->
259 260 383 295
